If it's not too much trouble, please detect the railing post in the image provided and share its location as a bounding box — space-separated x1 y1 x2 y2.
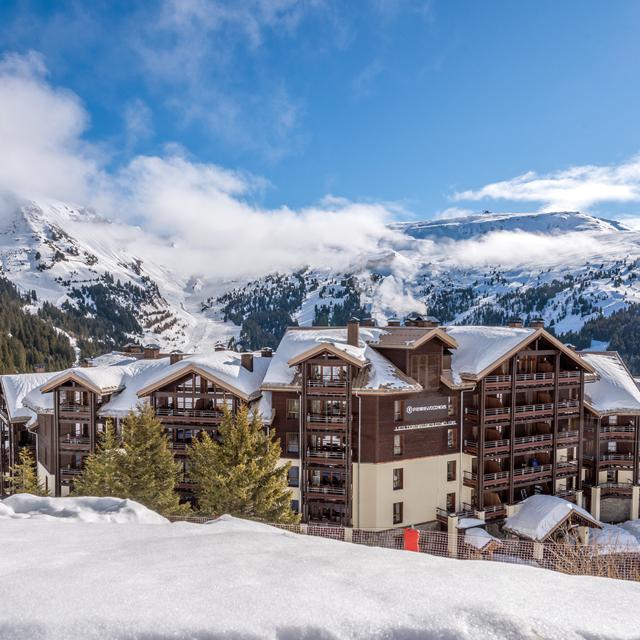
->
590 486 601 521
447 515 458 558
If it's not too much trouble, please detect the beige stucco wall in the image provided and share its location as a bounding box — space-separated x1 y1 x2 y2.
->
352 454 460 529
36 461 55 496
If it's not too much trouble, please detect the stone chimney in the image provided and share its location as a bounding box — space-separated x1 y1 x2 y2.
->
530 318 545 329
241 352 254 372
347 318 360 347
507 317 523 328
143 344 161 360
260 347 273 358
170 351 184 365
214 342 226 352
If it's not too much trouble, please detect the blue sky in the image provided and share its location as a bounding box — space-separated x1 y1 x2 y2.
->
1 0 640 221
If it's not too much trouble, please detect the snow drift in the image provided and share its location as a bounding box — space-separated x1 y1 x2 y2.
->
0 506 638 639
0 494 168 524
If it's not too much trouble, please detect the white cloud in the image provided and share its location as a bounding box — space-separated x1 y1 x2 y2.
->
124 98 154 147
432 206 475 220
0 51 399 280
454 157 640 212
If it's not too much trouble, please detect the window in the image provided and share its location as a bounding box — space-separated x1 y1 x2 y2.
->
447 428 457 450
447 460 456 481
410 353 441 390
393 434 403 456
446 492 456 513
393 468 403 490
609 415 618 425
286 433 299 454
287 466 299 487
607 441 617 453
394 400 404 422
393 502 403 525
286 398 300 420
291 500 299 513
448 396 457 417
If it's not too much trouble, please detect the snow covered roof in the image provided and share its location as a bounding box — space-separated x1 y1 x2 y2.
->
444 326 593 385
464 527 503 552
367 326 458 350
136 351 271 402
589 524 640 554
262 327 422 394
0 372 60 426
581 351 640 415
41 365 134 395
87 351 141 367
456 517 487 530
503 495 601 542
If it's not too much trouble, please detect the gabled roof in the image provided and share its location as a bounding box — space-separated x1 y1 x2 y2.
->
580 351 640 416
0 372 60 425
503 495 601 542
40 366 131 395
366 326 458 350
444 326 593 385
136 352 270 402
262 327 423 393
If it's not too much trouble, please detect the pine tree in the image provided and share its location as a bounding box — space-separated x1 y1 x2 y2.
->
73 420 124 497
118 404 189 515
188 405 298 523
8 447 47 495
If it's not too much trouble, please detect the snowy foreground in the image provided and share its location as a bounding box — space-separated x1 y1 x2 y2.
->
0 496 638 639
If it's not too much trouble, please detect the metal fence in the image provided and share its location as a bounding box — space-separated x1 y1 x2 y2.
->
166 516 640 582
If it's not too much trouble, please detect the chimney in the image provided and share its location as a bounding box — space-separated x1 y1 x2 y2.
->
214 342 226 352
170 350 184 365
507 317 523 328
360 317 375 327
387 317 401 327
34 363 45 373
241 352 254 372
424 316 439 328
260 347 273 358
347 318 360 347
143 344 160 360
530 318 545 329
80 358 93 368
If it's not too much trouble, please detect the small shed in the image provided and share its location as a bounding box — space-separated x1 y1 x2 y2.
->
503 495 601 543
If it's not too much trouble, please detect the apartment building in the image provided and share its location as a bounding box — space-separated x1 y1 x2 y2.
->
1 317 640 530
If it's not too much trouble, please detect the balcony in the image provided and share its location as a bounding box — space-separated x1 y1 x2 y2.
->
598 453 635 468
597 482 634 496
466 400 580 423
556 460 579 477
306 449 347 464
435 504 475 524
59 435 91 450
464 430 579 458
556 489 577 502
59 402 90 414
155 407 224 421
306 414 349 429
306 379 348 395
600 425 636 439
512 463 553 485
485 371 581 391
483 504 506 520
557 430 580 446
60 466 83 478
463 469 510 489
305 484 347 499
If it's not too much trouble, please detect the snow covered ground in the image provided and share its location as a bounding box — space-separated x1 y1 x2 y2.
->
0 497 638 639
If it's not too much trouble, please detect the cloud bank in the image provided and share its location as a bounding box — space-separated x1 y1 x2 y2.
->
454 157 640 212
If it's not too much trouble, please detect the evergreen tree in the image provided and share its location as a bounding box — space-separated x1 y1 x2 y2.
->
73 420 124 497
118 404 189 515
188 405 298 523
8 447 47 495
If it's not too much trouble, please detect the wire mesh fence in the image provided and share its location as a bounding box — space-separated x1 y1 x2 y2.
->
165 516 640 582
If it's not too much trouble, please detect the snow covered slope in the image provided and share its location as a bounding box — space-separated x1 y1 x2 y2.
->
0 509 638 639
4 201 640 356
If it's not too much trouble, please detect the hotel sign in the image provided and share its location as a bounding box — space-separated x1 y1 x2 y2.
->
405 403 447 415
394 420 457 432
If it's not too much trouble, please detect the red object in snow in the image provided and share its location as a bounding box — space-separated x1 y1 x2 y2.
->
403 527 420 552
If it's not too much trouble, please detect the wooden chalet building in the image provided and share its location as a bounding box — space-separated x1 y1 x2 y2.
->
449 323 594 523
580 351 640 522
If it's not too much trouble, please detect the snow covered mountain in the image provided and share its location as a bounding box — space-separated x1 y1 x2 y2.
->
3 201 640 364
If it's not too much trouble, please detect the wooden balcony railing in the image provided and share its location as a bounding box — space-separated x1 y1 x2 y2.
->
156 407 224 419
599 454 635 466
556 460 579 475
306 414 348 425
306 449 346 461
483 504 506 520
60 466 83 476
59 403 90 414
306 484 347 496
307 379 347 389
59 435 91 447
485 371 580 388
466 400 580 421
513 463 553 478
